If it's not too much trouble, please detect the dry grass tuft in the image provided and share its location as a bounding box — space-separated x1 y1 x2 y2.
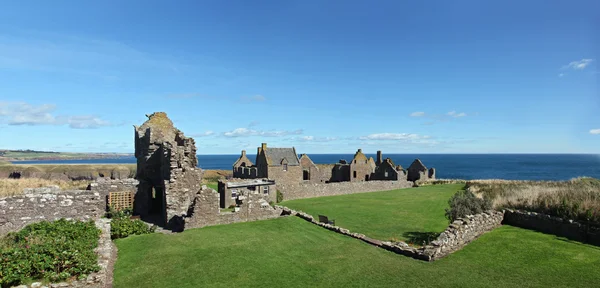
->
0 179 90 197
465 177 600 224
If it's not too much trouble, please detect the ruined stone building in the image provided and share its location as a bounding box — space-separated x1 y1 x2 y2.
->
133 112 203 228
133 113 282 231
407 159 436 182
233 144 435 185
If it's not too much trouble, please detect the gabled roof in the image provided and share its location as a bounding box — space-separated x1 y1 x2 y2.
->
265 147 300 166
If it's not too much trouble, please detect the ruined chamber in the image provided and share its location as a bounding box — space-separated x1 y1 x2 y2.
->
134 112 203 229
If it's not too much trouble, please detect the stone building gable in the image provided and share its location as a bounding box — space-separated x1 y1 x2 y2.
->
233 150 254 168
407 159 435 182
352 149 368 163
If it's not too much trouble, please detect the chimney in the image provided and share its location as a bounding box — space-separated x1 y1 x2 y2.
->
357 149 362 153
377 151 383 165
241 150 246 156
261 143 267 150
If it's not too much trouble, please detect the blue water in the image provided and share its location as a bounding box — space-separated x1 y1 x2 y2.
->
10 154 600 181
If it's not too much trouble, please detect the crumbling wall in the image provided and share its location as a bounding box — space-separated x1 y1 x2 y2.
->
186 186 282 229
134 112 203 228
0 187 106 236
278 180 413 201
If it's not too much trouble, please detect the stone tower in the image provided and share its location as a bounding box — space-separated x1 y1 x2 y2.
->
133 112 203 229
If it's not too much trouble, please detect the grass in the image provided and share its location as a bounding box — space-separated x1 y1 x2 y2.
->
205 183 219 191
0 178 90 197
280 184 463 242
113 216 600 288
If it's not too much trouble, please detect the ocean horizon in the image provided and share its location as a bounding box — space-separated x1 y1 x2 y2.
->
9 153 600 181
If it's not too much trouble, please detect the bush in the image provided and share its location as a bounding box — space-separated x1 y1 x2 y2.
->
105 206 133 219
110 218 156 240
0 219 101 287
445 190 492 223
276 190 283 203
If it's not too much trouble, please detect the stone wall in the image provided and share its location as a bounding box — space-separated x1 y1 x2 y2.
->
277 180 413 201
422 210 504 260
88 177 138 194
0 165 134 181
186 186 282 229
503 209 600 246
0 186 107 236
267 165 303 186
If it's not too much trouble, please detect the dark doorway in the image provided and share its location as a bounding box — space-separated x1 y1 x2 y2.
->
303 170 310 180
365 175 369 181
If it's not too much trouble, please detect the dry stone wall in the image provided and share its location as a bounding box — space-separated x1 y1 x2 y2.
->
278 180 413 201
503 209 600 246
0 186 106 236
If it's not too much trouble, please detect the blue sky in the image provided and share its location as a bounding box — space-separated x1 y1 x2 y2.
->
0 0 598 154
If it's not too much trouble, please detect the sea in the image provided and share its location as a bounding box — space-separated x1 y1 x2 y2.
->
10 154 600 181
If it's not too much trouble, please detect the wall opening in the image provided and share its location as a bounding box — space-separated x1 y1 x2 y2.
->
353 171 357 178
303 170 310 180
283 164 288 171
365 175 369 181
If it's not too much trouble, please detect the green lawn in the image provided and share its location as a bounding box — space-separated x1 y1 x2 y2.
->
280 184 463 241
114 216 600 288
206 182 219 191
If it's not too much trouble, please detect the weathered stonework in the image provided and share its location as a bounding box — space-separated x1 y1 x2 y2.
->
185 186 282 229
503 209 600 246
134 112 203 228
277 180 413 201
0 186 106 236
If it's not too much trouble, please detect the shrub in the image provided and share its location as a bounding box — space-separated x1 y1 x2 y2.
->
445 190 492 223
276 190 283 203
105 206 133 219
0 219 101 287
110 218 156 240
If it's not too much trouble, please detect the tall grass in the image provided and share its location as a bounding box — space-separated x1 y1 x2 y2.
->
0 179 90 197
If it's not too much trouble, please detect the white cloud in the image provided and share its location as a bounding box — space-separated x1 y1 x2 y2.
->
223 127 303 137
563 59 594 70
65 115 111 129
191 131 215 137
447 111 467 118
559 73 565 77
0 101 112 129
590 129 600 135
297 136 337 142
359 133 430 141
410 111 426 117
